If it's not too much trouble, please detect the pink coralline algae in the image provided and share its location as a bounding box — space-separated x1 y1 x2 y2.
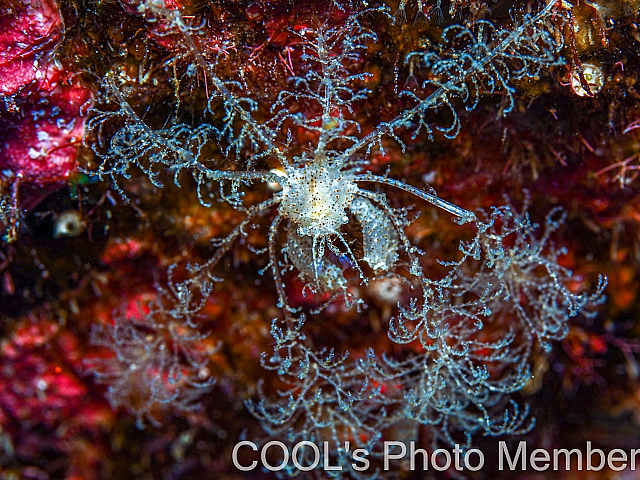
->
0 0 62 97
0 315 113 479
0 318 86 427
1 64 90 187
0 0 91 239
3 0 640 479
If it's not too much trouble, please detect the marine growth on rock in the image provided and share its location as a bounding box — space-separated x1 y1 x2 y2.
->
1 0 639 479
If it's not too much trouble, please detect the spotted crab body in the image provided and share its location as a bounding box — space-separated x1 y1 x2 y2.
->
278 162 357 238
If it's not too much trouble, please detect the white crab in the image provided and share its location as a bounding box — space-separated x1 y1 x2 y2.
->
269 156 472 300
96 5 476 315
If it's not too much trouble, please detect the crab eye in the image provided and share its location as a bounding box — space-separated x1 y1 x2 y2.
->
337 254 353 270
315 260 323 277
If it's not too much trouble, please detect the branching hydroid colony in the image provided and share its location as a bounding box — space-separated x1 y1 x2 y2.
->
87 0 605 475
